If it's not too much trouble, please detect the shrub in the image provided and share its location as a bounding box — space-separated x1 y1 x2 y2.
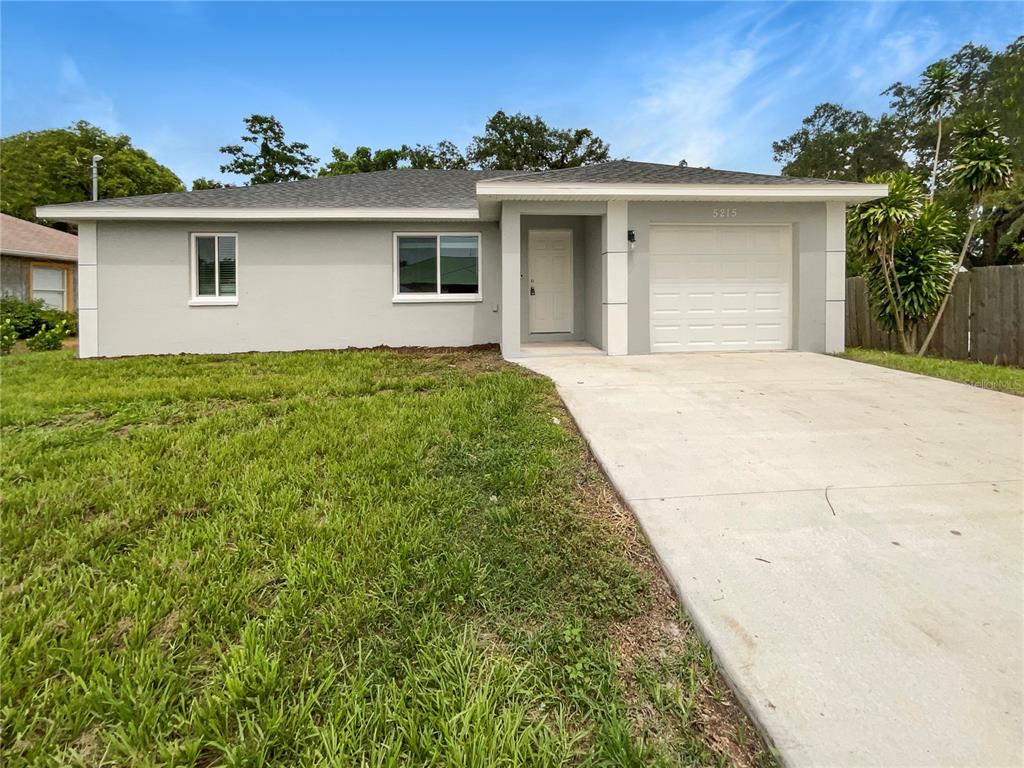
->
0 318 15 355
26 321 70 351
0 296 77 338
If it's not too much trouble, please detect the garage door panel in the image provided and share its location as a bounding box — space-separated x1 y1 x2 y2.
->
651 227 716 254
720 229 754 252
650 225 792 352
754 290 785 313
684 291 716 315
720 291 751 314
754 323 785 344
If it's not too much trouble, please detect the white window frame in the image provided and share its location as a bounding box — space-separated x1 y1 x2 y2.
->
189 232 239 306
392 232 483 303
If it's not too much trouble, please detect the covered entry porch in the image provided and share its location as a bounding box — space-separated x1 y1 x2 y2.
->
498 201 628 358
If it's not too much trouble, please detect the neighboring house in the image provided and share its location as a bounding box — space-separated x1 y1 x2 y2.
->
36 160 886 359
0 213 78 312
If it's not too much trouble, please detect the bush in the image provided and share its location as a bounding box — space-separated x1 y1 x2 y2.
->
0 296 77 338
0 318 15 355
26 321 70 351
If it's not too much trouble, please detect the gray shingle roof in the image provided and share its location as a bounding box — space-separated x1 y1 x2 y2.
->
39 161 862 214
495 159 861 185
56 169 519 210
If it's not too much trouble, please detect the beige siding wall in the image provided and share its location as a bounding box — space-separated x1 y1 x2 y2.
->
2 254 78 311
94 220 501 357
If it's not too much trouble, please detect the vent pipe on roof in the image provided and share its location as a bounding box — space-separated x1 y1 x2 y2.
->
91 155 103 201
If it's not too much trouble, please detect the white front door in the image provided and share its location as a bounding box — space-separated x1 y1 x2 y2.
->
528 229 573 333
649 224 792 352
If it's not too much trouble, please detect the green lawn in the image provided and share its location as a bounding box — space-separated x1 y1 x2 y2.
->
840 348 1024 396
1 347 772 767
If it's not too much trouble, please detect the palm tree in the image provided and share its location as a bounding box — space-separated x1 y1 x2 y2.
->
848 171 924 353
916 60 958 202
917 116 1014 356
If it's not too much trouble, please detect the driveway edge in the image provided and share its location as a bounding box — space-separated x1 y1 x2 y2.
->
548 382 790 767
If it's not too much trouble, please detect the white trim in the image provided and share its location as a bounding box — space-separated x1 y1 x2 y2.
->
188 297 239 307
392 231 482 303
527 228 574 334
477 181 889 203
391 294 483 304
36 206 480 222
190 232 238 304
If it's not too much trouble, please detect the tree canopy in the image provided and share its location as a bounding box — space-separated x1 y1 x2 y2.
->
219 114 319 185
466 111 610 171
773 36 1022 264
0 121 184 224
771 103 907 181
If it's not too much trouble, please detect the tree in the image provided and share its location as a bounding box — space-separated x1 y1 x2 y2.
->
219 114 318 185
318 140 468 176
466 110 610 170
318 146 405 176
192 177 228 190
0 120 184 224
848 171 925 352
777 36 1022 264
916 60 959 200
404 140 468 170
918 116 1014 355
771 103 906 181
861 201 957 341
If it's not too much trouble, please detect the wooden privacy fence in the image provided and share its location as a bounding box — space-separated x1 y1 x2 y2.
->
845 265 1024 367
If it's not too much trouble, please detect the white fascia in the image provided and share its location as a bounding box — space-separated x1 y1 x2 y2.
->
475 181 889 203
34 206 481 222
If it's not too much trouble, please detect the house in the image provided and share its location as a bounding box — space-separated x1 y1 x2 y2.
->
35 160 886 359
0 213 78 312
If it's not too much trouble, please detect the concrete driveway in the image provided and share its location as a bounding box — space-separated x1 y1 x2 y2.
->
520 351 1023 768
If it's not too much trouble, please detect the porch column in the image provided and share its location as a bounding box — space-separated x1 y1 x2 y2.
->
500 202 522 358
825 201 846 354
602 200 628 355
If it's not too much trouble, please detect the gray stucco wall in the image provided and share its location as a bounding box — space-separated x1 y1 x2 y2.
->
94 220 500 357
584 216 604 350
626 202 829 354
519 215 591 343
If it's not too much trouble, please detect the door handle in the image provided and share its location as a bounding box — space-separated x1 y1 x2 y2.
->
530 287 536 296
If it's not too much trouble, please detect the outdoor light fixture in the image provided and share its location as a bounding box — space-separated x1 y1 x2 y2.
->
627 229 636 243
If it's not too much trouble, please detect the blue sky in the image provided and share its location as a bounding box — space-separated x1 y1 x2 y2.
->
2 1 1021 186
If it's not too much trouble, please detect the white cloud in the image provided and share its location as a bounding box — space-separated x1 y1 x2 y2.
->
57 56 119 132
621 45 760 167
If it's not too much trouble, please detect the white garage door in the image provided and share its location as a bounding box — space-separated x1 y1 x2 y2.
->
650 224 792 352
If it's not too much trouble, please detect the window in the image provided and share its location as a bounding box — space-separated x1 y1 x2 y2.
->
394 233 481 301
31 265 69 310
190 233 237 304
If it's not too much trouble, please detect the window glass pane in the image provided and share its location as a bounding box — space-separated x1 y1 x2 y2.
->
32 266 65 291
440 236 479 294
33 290 65 310
398 236 437 293
217 236 237 296
196 236 216 295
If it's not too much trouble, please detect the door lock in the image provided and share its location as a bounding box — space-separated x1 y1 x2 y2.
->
530 287 536 296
